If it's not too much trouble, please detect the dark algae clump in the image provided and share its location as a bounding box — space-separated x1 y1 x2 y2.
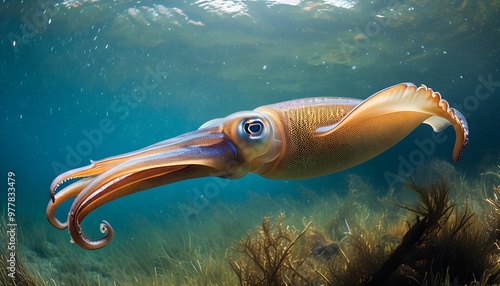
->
229 178 500 286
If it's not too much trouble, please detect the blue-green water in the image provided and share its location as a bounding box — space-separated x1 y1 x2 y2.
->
1 0 500 284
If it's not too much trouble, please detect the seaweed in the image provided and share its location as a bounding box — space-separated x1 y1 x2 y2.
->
9 163 500 285
228 175 500 286
485 165 500 214
0 215 45 286
228 213 312 285
365 179 455 286
363 178 500 285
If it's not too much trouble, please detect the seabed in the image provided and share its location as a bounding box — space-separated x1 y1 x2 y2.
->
2 160 500 286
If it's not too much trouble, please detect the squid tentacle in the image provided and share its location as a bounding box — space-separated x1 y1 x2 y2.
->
47 83 469 250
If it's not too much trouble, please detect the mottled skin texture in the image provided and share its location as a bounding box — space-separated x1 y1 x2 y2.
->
256 100 429 179
46 83 469 250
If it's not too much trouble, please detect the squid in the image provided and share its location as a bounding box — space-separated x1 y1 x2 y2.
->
47 83 469 250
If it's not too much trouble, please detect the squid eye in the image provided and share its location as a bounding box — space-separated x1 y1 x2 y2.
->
243 119 264 139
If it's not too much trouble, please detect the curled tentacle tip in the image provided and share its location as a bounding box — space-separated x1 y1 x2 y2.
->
99 220 115 239
83 220 116 250
68 220 115 250
100 220 110 233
